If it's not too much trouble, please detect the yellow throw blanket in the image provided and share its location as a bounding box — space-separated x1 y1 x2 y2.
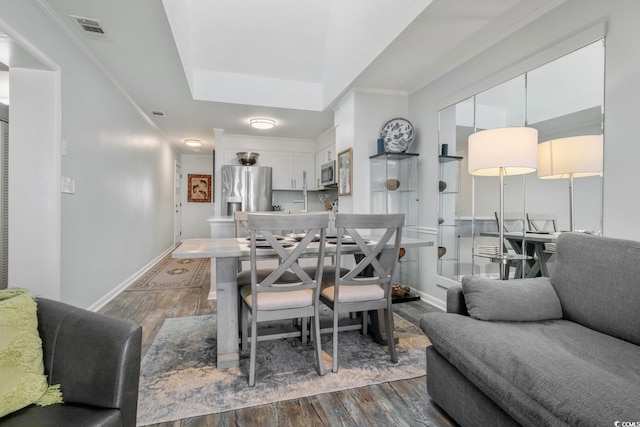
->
0 288 63 418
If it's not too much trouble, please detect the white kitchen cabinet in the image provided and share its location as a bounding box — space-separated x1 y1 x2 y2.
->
271 152 316 191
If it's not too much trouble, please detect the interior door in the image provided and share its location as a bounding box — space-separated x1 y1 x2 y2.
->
174 162 182 244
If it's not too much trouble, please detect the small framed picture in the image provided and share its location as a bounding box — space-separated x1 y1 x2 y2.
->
187 174 212 203
337 148 352 196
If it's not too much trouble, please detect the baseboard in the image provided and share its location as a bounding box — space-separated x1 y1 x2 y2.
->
415 289 446 312
88 245 178 312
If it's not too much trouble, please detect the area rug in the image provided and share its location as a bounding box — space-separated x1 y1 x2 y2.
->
125 255 209 291
137 312 430 425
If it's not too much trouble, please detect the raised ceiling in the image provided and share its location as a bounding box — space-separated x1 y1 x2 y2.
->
164 0 433 111
30 0 565 153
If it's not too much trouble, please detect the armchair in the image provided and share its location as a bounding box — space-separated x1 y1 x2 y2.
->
0 298 142 427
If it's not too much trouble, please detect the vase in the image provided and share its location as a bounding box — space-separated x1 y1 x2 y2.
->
438 246 447 258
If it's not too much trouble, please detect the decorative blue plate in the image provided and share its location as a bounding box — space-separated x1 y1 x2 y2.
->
381 118 415 153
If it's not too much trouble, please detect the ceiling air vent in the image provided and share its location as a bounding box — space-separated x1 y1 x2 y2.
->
71 15 109 40
151 110 166 118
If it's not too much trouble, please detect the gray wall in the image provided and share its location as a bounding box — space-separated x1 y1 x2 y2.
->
0 1 179 308
410 0 640 304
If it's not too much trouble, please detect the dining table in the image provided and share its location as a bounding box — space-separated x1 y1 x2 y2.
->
172 234 433 369
479 231 559 278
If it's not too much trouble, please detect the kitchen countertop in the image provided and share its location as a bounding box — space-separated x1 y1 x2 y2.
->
207 216 235 223
207 211 328 223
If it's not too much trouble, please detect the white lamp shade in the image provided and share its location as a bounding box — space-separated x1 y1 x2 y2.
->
468 127 538 176
537 135 603 179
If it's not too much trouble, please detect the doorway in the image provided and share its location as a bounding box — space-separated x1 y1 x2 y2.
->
0 119 7 289
174 162 182 244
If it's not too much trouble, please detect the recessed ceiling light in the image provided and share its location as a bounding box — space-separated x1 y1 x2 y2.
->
250 118 275 130
184 138 203 147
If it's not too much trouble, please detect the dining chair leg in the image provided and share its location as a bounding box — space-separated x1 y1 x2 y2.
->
249 313 258 386
241 303 249 351
313 313 324 376
301 317 308 344
384 308 398 363
362 311 368 335
332 310 339 373
513 262 521 279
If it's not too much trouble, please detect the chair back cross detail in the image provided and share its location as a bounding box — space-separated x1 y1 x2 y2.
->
337 220 401 289
248 214 324 293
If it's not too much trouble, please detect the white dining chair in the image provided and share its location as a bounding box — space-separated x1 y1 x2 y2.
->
239 212 329 386
319 213 404 373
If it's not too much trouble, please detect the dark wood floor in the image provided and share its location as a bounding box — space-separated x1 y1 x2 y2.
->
99 266 457 427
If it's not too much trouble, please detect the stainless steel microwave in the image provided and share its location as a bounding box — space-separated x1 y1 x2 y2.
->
320 160 337 187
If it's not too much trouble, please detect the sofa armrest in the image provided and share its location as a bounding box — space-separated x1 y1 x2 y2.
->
446 284 469 316
36 298 142 427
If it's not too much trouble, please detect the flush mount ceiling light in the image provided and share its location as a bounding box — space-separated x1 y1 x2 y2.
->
250 118 275 130
183 138 203 147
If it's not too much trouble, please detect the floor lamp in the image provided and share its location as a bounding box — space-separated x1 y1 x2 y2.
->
537 135 603 232
468 127 538 280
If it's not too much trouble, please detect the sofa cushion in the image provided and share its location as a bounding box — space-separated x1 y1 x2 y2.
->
421 312 640 426
462 276 562 321
552 233 640 346
0 289 63 419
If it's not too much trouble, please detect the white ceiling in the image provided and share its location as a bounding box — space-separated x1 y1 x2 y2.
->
32 0 565 154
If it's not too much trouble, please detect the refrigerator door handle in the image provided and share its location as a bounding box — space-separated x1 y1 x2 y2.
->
245 168 252 210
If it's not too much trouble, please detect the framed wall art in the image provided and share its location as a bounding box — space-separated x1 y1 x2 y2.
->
187 174 212 203
337 147 352 196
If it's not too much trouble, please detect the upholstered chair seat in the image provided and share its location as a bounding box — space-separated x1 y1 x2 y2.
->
240 285 313 310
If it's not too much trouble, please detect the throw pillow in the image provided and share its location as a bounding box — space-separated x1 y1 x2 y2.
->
0 288 63 418
461 275 563 321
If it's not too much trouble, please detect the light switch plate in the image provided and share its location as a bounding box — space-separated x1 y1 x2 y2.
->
62 176 75 194
62 139 68 156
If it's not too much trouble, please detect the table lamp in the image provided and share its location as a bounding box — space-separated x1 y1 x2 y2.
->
537 135 603 232
468 126 538 279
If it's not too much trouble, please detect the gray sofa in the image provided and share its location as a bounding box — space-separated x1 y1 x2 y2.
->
421 233 640 426
0 298 142 427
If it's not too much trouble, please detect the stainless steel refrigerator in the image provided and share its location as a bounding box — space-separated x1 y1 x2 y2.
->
221 165 272 216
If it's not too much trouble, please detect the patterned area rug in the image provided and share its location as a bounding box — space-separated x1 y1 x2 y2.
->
137 312 430 425
125 255 209 291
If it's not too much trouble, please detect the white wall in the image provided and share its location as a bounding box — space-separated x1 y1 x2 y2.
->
410 0 640 306
334 89 409 213
1 1 179 308
180 154 214 239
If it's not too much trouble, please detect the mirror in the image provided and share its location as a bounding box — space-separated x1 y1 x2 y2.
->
438 40 605 281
